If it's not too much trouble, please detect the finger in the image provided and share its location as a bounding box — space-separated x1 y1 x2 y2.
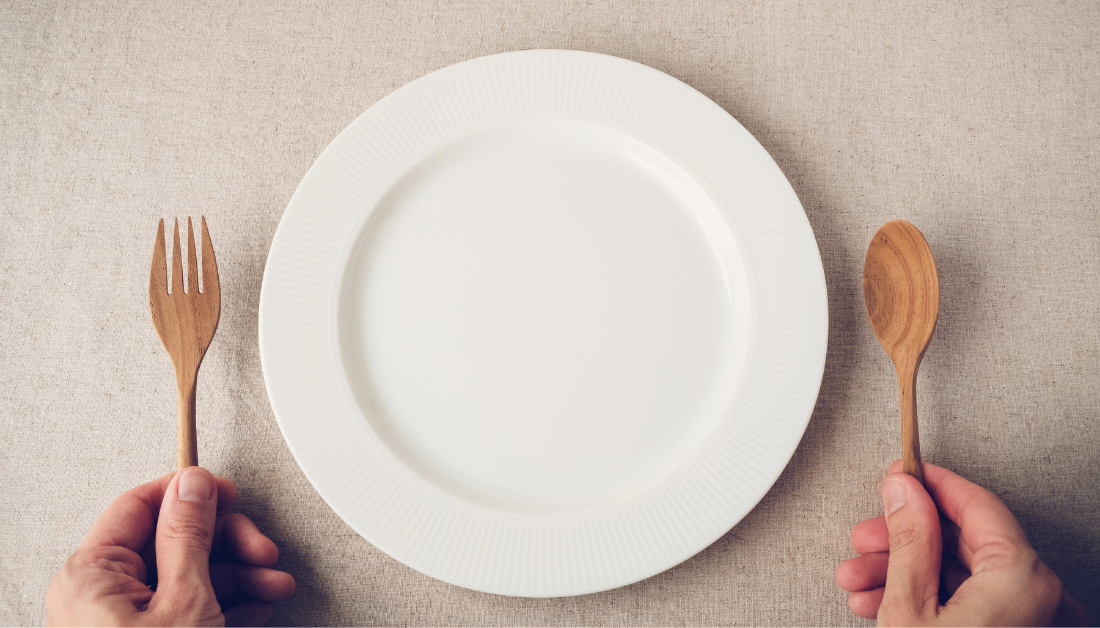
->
222 600 275 627
940 515 961 556
210 563 296 602
941 555 970 597
81 472 174 552
153 467 219 601
916 462 1030 575
851 516 889 554
69 545 150 586
219 513 280 567
214 475 238 512
836 552 889 592
851 514 964 557
879 472 941 621
848 587 885 620
212 513 230 562
139 534 158 587
82 472 237 553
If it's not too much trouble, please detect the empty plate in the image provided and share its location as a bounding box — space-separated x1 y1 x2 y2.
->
259 49 827 597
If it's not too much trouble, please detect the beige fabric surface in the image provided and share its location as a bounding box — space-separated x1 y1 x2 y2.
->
2 0 1099 625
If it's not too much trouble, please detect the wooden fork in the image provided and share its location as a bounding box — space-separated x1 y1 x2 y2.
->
149 217 221 470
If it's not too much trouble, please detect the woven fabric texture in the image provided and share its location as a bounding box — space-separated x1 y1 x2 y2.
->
2 0 1098 625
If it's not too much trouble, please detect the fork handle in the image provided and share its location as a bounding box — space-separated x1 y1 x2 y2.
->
176 371 198 470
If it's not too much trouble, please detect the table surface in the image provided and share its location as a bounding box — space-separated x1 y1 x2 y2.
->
3 1 1098 625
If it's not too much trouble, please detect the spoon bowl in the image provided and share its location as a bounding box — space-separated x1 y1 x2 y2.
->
863 220 939 484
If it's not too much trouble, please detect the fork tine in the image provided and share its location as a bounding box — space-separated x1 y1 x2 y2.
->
200 216 220 297
187 217 199 295
150 219 167 296
172 218 184 296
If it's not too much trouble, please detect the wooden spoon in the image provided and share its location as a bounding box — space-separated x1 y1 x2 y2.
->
863 220 939 485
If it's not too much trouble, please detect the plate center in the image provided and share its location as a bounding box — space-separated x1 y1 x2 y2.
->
340 118 751 515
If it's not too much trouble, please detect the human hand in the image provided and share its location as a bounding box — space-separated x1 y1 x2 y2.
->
46 467 295 626
836 461 1089 626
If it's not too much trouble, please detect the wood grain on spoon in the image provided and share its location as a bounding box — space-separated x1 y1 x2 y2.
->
863 220 939 485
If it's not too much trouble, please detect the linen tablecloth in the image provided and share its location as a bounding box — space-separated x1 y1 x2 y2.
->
3 1 1098 624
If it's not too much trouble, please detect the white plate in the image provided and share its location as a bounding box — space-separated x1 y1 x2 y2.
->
259 50 827 597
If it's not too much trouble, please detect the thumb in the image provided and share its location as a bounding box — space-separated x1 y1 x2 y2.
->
153 467 219 609
878 472 942 625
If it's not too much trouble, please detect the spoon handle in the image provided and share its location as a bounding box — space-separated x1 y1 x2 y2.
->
897 364 925 485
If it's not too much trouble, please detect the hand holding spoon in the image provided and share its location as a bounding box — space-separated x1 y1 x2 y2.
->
863 220 939 485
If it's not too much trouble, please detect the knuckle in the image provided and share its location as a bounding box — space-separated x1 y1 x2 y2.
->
162 513 214 546
73 545 123 567
996 538 1029 562
888 523 923 553
980 536 1036 571
1032 562 1065 612
162 581 201 608
154 584 224 626
47 549 113 605
63 546 123 579
67 547 101 570
877 599 931 627
876 605 912 627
